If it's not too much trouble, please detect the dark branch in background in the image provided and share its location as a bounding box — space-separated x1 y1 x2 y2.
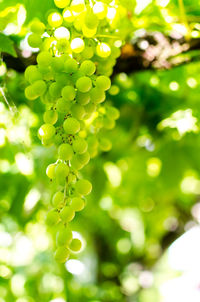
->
3 31 200 74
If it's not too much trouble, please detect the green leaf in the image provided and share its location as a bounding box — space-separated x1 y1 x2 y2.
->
0 33 17 57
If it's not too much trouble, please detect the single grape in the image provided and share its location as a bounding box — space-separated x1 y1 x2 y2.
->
93 2 107 19
32 80 47 96
90 87 105 104
80 60 96 76
71 197 85 211
96 42 111 58
56 227 73 246
76 91 90 105
69 238 82 252
46 163 56 179
63 8 75 23
96 75 111 91
25 65 42 83
54 247 70 263
37 51 52 66
72 137 88 154
56 97 71 113
76 76 92 93
39 124 55 139
71 38 85 53
58 143 74 160
55 162 69 185
75 179 92 195
49 82 62 99
25 85 38 100
64 58 78 73
85 11 98 29
71 0 85 13
82 25 97 38
51 56 64 72
81 46 94 59
60 206 75 222
46 209 60 226
28 33 42 48
43 110 58 124
54 27 70 40
30 20 45 35
71 103 85 120
54 0 70 9
63 118 80 135
70 154 84 170
61 85 76 101
103 116 115 129
48 12 63 28
52 191 65 208
77 151 90 166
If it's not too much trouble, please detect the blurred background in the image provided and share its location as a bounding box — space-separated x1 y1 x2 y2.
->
1 0 200 301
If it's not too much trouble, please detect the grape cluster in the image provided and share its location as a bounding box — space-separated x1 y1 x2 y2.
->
25 0 122 263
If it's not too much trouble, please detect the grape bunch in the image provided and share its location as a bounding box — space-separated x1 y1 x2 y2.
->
25 0 123 263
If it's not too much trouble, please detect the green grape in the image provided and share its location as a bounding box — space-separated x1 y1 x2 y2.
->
55 162 69 185
75 179 92 195
25 65 42 83
51 56 64 72
72 137 88 154
56 227 73 246
30 20 45 35
103 116 115 129
84 102 96 114
71 103 85 120
55 73 71 86
71 70 84 84
80 60 96 76
64 58 78 73
96 75 111 91
63 117 80 134
106 106 120 120
32 80 47 96
71 38 85 53
68 173 77 184
54 0 70 8
71 197 85 211
39 124 55 139
81 46 94 59
56 97 71 113
58 143 74 160
76 76 92 93
99 137 112 151
60 206 75 222
25 85 38 100
69 238 82 252
63 8 75 23
48 12 63 27
54 247 70 263
85 11 99 29
77 151 90 166
49 82 62 98
82 25 97 38
90 87 105 104
46 163 56 179
28 33 42 48
52 191 65 208
71 0 85 13
96 42 111 58
87 136 98 149
43 110 58 124
93 2 107 19
57 38 70 52
61 85 76 101
37 51 52 66
76 91 90 105
46 209 60 226
70 154 84 170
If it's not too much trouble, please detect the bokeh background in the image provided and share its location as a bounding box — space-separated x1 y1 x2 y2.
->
1 0 200 301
